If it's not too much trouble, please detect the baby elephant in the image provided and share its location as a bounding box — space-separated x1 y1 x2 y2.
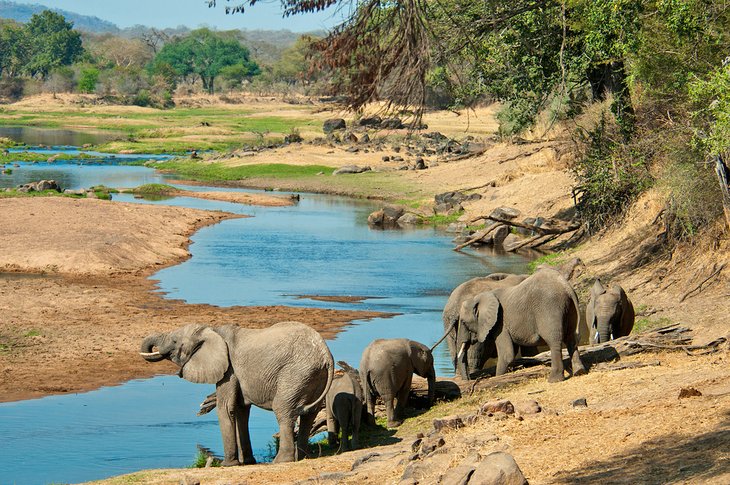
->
360 338 435 428
326 361 364 453
587 279 635 343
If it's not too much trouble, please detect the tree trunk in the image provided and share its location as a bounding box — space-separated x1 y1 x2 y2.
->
715 155 730 230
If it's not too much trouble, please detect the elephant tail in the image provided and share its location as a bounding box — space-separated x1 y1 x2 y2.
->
298 342 335 416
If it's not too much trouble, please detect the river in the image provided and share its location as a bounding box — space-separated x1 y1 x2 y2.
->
0 144 530 484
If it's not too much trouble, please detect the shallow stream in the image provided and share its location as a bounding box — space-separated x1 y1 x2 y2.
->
0 148 529 484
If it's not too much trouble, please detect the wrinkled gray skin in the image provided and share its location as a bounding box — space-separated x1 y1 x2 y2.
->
325 364 364 453
359 338 435 428
140 321 334 465
442 273 529 379
458 268 586 383
587 279 635 344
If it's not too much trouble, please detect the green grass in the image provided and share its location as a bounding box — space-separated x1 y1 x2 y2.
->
129 183 178 195
189 450 220 468
527 251 567 273
421 211 465 226
0 189 80 199
155 160 336 181
1 152 102 162
633 316 673 334
24 330 40 337
0 343 9 352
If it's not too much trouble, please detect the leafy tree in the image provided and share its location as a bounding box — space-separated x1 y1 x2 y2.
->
152 28 259 94
0 21 29 78
77 66 99 93
23 11 83 78
271 36 318 84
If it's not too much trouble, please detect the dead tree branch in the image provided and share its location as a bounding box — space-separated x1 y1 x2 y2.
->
679 263 725 302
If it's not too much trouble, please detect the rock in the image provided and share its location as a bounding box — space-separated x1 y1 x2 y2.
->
420 435 446 456
502 233 523 250
323 118 346 133
351 452 382 471
571 398 588 407
515 400 542 415
17 179 62 193
491 224 511 246
333 165 371 175
445 222 467 234
439 451 482 485
392 155 405 162
360 133 371 143
368 206 405 228
679 387 703 398
398 164 410 171
381 117 405 129
480 399 515 415
344 132 359 143
179 476 200 485
382 156 391 162
424 131 447 140
462 414 480 426
401 453 452 481
433 415 464 432
469 452 529 485
490 206 522 220
345 146 360 153
415 158 427 170
358 115 382 127
429 161 439 168
434 202 463 215
397 213 420 226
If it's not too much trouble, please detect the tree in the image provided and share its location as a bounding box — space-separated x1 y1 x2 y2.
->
0 21 28 78
152 28 259 94
23 11 83 78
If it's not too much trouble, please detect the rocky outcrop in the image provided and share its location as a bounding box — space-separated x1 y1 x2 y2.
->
323 118 347 133
333 165 371 175
16 179 61 193
368 206 406 228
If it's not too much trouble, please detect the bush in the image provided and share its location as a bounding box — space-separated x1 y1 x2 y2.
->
0 78 25 101
77 67 100 94
572 113 653 232
133 89 151 107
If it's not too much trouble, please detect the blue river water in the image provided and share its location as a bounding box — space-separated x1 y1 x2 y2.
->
0 157 530 485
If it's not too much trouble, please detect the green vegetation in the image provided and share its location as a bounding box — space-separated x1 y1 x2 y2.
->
24 330 40 337
420 211 463 226
633 316 673 334
154 161 335 181
527 252 567 273
0 189 76 198
130 184 179 195
189 450 220 468
0 343 9 353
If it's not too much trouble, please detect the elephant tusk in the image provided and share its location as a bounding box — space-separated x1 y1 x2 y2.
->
457 342 467 360
140 351 161 358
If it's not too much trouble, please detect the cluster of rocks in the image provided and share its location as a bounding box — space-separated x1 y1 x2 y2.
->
12 180 62 193
448 206 549 249
433 190 483 216
324 116 416 134
367 205 420 228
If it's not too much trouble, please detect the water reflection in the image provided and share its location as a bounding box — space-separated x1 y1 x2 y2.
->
0 126 124 147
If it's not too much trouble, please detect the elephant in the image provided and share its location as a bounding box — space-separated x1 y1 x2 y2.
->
359 338 435 428
457 268 586 383
325 361 364 453
140 321 334 465
587 279 635 344
441 273 529 379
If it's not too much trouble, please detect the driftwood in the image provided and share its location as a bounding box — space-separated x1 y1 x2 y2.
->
456 214 580 252
679 263 725 302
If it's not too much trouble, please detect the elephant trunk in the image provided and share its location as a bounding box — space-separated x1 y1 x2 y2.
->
596 315 618 343
140 334 168 362
426 371 436 407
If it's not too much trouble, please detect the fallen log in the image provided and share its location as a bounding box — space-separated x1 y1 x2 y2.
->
454 223 506 251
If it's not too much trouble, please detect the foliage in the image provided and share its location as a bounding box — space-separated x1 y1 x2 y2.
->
154 161 335 181
77 66 99 93
151 28 259 94
189 450 221 468
131 183 179 195
23 10 83 78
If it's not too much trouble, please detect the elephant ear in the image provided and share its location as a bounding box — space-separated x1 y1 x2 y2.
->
476 292 501 343
181 327 230 384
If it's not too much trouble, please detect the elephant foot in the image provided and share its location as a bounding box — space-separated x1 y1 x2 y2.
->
221 459 241 467
548 372 565 383
273 451 295 463
243 456 257 465
387 420 403 428
573 366 587 377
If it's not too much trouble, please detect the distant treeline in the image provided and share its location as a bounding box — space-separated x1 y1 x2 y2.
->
0 10 326 106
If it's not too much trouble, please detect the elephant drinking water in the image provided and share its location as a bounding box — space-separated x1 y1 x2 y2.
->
140 321 334 465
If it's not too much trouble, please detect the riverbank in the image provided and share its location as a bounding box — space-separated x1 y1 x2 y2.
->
0 198 387 402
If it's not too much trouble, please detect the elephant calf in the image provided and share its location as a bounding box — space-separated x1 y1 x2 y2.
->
587 279 635 343
360 338 435 428
326 361 364 453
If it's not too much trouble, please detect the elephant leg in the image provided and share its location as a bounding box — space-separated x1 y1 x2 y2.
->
338 406 352 453
394 374 412 424
216 377 241 466
326 410 339 449
273 412 296 463
547 340 566 383
235 404 256 465
383 394 401 428
297 411 317 460
366 390 377 426
566 332 587 377
352 401 362 450
494 334 515 376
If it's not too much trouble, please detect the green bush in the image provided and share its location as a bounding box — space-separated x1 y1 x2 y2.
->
77 67 100 94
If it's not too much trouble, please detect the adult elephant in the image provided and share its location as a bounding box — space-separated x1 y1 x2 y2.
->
457 268 586 382
140 321 334 465
587 279 635 343
360 338 435 428
442 273 528 379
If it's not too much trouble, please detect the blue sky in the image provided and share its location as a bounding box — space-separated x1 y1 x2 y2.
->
10 0 345 31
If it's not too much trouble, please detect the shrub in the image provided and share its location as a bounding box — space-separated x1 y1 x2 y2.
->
0 77 24 101
77 67 100 94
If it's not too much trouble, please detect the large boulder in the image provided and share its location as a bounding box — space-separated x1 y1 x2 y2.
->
368 205 405 228
17 179 62 193
333 165 371 175
490 206 522 220
469 452 528 485
358 115 382 127
380 117 405 129
323 118 346 133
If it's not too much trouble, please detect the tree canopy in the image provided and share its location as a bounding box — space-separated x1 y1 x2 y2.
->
152 28 260 94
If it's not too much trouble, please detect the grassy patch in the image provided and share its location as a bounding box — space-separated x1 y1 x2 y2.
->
189 450 221 468
155 160 335 182
0 137 17 148
421 211 464 226
0 343 9 352
527 252 566 273
633 316 673 334
129 183 179 195
0 189 79 199
24 330 40 337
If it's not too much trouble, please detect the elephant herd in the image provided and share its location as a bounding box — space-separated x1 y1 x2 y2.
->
139 267 634 466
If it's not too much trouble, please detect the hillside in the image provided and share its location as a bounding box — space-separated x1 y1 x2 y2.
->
0 0 119 32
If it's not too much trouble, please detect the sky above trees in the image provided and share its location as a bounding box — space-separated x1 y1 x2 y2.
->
8 0 342 31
